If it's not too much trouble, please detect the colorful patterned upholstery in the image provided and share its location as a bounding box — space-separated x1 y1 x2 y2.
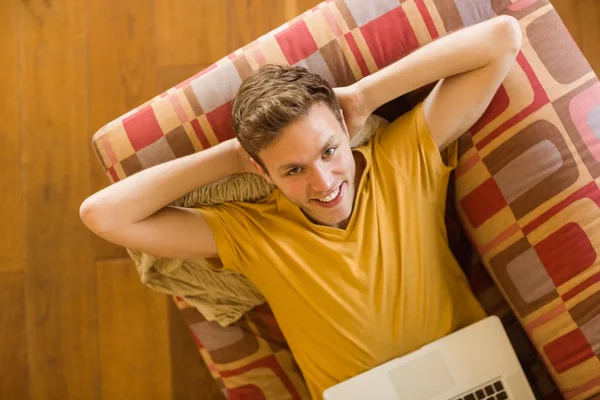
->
453 2 600 398
173 297 310 399
92 0 600 398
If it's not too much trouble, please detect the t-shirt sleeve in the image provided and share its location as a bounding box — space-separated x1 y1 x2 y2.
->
376 101 458 201
193 204 259 274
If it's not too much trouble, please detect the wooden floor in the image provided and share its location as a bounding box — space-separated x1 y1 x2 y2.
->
0 0 597 398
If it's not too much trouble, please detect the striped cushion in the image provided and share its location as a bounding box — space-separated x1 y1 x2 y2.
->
92 0 600 398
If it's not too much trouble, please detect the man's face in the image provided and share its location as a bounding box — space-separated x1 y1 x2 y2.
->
254 103 357 229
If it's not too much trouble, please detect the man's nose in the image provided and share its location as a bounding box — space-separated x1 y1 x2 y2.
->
310 164 334 193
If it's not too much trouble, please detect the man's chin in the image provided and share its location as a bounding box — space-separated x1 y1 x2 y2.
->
304 207 350 228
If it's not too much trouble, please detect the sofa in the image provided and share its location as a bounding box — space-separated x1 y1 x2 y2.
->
91 0 600 398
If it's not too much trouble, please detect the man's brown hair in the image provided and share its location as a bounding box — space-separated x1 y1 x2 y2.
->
231 64 344 171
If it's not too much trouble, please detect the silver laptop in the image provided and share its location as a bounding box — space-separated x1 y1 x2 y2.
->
323 316 536 400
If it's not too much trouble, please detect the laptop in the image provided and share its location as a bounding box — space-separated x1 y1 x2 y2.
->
323 316 536 400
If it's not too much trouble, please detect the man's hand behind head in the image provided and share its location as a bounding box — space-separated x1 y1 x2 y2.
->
334 84 370 141
232 138 263 175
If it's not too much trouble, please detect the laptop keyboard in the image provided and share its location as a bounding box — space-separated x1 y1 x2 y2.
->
453 379 508 400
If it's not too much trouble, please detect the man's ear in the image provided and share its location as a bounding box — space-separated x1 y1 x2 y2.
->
249 157 274 185
340 110 349 139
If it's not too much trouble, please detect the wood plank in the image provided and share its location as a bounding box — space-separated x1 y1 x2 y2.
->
229 0 292 54
96 258 172 399
168 299 224 400
157 65 208 93
0 0 23 274
88 0 158 259
155 0 225 68
551 0 582 45
577 0 600 75
552 0 600 76
155 0 290 68
296 0 323 15
20 0 99 398
0 273 28 398
284 0 298 21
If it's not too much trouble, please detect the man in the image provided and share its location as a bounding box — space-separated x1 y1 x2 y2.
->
81 15 522 399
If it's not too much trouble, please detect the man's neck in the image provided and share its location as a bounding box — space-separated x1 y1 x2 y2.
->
332 150 366 230
352 150 366 195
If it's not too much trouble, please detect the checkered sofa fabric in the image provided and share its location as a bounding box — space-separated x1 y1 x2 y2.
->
92 0 600 399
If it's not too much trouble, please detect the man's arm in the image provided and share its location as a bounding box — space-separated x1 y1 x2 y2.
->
356 15 523 150
79 139 253 259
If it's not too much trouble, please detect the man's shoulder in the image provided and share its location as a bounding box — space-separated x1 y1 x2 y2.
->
198 188 282 220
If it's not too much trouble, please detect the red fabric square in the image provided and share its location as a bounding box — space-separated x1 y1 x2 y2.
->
359 7 419 69
460 178 507 228
544 328 595 373
205 101 235 143
122 106 164 151
276 21 319 65
470 85 510 136
535 223 596 287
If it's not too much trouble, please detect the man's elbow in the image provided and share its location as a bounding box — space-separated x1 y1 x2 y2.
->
80 198 110 235
494 15 523 55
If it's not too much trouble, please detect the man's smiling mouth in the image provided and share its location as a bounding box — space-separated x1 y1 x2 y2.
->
317 184 341 202
310 182 345 208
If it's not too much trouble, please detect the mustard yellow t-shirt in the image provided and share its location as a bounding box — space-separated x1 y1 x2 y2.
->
195 102 486 399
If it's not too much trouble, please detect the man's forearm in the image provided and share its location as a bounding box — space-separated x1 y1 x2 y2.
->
356 15 521 114
81 138 243 232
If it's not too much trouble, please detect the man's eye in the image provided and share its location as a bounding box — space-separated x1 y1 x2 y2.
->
288 167 301 176
324 148 335 157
